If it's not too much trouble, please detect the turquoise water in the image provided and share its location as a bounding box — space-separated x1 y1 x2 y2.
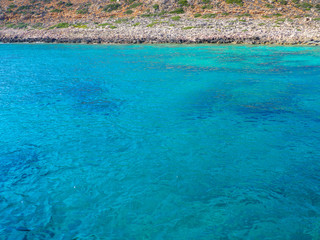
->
1 44 320 239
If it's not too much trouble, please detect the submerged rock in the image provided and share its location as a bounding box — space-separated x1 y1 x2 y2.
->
16 227 31 232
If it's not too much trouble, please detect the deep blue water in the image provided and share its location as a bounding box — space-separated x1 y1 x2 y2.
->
1 44 320 239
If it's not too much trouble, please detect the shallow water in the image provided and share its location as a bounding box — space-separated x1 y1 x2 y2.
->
1 44 320 239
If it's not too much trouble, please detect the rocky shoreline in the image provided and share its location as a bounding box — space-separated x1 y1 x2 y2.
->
1 18 320 45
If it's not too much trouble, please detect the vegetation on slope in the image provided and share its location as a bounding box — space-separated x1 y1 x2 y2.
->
0 0 319 24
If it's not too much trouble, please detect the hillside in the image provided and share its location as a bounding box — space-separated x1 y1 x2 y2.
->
1 0 320 45
0 0 320 24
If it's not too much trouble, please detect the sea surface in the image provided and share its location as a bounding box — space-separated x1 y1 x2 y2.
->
1 44 320 240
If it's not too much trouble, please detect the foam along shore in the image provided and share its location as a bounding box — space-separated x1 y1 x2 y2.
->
1 17 320 45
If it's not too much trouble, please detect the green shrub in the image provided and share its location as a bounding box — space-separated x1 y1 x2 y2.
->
141 13 153 17
147 21 159 27
51 9 63 13
103 3 121 12
278 0 287 5
133 22 140 26
156 10 167 16
49 22 70 29
14 5 32 14
5 23 16 28
171 16 181 20
202 4 213 9
14 23 28 29
109 25 117 29
202 13 216 18
65 2 73 7
77 8 88 14
170 8 184 14
275 18 285 24
76 4 90 14
298 2 313 10
56 22 70 28
238 13 251 17
183 26 195 29
125 9 133 14
6 3 17 12
202 0 211 3
73 23 88 28
115 18 128 23
178 0 189 6
98 22 111 27
194 13 201 17
225 0 243 6
265 4 274 8
153 4 159 10
17 5 31 11
8 4 17 9
128 2 142 9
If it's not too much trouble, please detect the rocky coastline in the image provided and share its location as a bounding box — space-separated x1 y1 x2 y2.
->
1 17 320 45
